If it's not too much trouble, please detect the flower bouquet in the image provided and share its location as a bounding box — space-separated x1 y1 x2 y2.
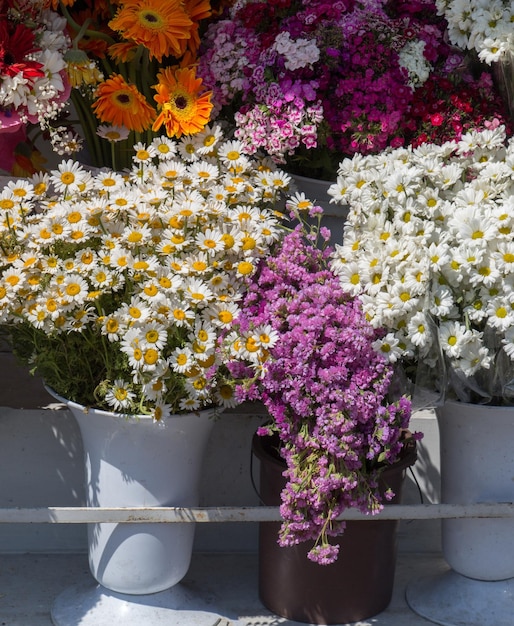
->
0 0 72 175
0 124 288 419
198 0 510 180
436 0 514 123
56 0 220 170
1 0 227 174
329 124 514 406
226 205 414 564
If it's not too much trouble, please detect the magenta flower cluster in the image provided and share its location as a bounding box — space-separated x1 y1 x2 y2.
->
198 0 459 178
231 226 413 564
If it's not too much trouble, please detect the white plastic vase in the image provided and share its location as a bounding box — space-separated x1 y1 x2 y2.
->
59 394 216 594
437 400 514 581
406 401 514 626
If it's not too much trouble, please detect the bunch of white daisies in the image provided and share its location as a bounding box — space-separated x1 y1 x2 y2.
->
435 0 514 64
329 125 514 403
0 125 287 418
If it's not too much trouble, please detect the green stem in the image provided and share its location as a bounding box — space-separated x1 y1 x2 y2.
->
60 2 116 46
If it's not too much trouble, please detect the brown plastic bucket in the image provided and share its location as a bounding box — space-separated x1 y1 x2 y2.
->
252 432 417 624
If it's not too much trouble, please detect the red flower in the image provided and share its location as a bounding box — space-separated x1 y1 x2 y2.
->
0 21 45 81
430 113 445 126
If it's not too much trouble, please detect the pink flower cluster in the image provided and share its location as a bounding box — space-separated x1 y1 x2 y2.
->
198 0 462 178
230 225 414 564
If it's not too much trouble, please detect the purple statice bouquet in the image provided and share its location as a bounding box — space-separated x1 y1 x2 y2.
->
226 211 415 564
198 0 491 179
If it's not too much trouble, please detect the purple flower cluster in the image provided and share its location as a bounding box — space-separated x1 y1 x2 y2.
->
198 0 457 179
231 226 413 564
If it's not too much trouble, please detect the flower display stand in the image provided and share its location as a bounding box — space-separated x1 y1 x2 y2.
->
48 391 242 626
406 402 514 626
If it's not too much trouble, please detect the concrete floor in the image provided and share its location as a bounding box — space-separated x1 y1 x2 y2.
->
0 551 448 626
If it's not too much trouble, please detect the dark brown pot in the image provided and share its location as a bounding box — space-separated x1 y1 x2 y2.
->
252 432 417 625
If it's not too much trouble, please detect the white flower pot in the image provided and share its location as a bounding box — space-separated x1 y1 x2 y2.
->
406 401 514 626
46 391 242 625
437 401 514 581
67 400 216 594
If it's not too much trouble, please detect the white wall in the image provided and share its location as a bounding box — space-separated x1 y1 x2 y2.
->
0 349 441 554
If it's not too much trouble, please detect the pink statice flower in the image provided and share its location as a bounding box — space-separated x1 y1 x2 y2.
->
227 220 417 564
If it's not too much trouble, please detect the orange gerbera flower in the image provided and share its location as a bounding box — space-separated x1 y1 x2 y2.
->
109 0 193 62
182 0 212 55
92 74 156 132
108 42 138 63
152 66 213 138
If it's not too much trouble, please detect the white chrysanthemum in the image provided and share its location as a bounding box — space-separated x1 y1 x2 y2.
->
454 343 492 376
189 161 220 184
168 346 194 373
139 322 168 350
485 296 514 332
195 229 225 255
192 124 223 155
372 333 403 363
50 161 89 195
407 311 433 348
429 284 457 318
61 274 89 303
96 124 129 144
190 319 217 348
253 324 279 351
105 380 135 411
439 321 475 359
102 314 124 341
286 192 315 214
6 179 35 200
119 329 145 371
108 244 134 272
185 252 210 276
2 268 24 293
151 136 177 159
184 278 214 306
132 142 157 165
184 374 210 399
168 300 195 327
206 302 240 328
217 140 250 169
119 297 151 325
158 160 188 183
215 384 239 409
93 170 127 193
179 397 201 411
26 303 49 330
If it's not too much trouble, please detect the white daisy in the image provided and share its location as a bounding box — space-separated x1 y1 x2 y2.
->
50 160 88 195
168 346 194 373
105 379 135 411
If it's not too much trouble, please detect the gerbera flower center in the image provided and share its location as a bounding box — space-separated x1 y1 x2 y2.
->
115 92 132 106
174 95 188 109
139 10 163 28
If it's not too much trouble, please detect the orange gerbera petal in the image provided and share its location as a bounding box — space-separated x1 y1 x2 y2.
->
152 66 213 138
109 0 193 62
172 0 212 58
185 0 212 22
108 42 138 63
92 74 156 132
47 0 76 9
